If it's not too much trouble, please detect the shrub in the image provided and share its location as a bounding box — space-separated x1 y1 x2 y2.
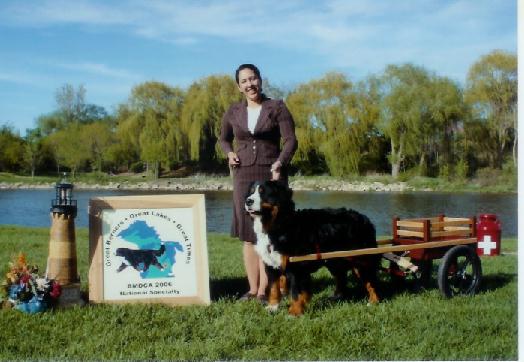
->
439 164 450 181
455 159 468 181
129 162 144 173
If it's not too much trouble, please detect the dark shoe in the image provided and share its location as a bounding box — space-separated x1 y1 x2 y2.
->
238 292 256 301
257 294 268 305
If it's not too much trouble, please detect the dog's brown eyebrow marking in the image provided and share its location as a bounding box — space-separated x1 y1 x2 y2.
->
261 202 273 209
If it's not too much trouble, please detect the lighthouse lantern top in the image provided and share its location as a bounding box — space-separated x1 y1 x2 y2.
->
51 173 77 217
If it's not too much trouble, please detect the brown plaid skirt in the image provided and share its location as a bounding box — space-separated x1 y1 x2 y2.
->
230 164 288 242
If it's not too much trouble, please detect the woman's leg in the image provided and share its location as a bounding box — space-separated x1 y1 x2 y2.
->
258 257 268 296
243 241 260 295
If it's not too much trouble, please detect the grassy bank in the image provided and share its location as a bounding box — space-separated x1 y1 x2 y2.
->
0 225 517 360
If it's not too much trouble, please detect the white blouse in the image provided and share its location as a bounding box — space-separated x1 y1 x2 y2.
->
247 106 262 134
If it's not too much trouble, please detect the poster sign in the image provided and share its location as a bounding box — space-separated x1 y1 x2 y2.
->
89 194 210 305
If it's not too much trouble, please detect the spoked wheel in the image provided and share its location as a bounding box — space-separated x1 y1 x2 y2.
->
438 245 482 298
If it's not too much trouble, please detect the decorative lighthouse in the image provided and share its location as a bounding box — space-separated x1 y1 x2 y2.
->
46 175 83 306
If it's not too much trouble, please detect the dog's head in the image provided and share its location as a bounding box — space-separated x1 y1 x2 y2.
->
115 248 128 257
245 180 295 220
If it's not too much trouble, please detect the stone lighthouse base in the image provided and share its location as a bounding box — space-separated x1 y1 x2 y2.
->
57 283 86 308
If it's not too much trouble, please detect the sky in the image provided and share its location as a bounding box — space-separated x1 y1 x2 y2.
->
0 0 517 136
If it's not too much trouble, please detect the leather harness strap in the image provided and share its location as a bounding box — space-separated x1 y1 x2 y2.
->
315 243 322 260
281 255 289 271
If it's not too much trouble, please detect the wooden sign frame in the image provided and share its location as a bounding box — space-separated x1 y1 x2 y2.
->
88 194 210 306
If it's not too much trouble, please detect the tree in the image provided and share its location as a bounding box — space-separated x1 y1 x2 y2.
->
116 81 185 178
353 76 388 174
23 128 43 177
180 75 241 171
378 64 433 178
287 72 370 176
112 104 142 171
262 77 287 100
37 111 66 136
46 123 90 177
38 85 108 136
0 124 24 172
426 76 467 176
139 109 166 178
286 82 327 175
55 84 86 124
465 50 517 168
314 73 361 176
83 120 115 173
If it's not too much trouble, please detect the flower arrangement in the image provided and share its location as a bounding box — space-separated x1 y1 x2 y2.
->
1 253 61 313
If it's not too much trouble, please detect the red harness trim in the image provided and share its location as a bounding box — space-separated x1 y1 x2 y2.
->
315 243 322 260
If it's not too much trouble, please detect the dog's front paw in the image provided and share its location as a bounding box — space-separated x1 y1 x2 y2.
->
265 304 279 313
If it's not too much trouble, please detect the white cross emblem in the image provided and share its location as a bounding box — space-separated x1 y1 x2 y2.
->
478 235 497 255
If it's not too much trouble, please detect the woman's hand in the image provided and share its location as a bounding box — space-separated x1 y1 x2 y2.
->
228 152 240 168
270 160 282 180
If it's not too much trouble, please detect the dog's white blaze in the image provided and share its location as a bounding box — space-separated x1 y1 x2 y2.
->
253 216 282 269
245 184 262 213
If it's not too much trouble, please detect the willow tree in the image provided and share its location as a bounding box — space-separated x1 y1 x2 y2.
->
0 125 24 172
287 72 370 176
180 75 241 170
83 120 115 173
286 82 327 174
112 105 142 171
426 76 467 176
115 81 185 178
353 76 386 173
46 123 90 177
465 50 517 168
378 64 433 178
23 128 43 177
320 73 359 176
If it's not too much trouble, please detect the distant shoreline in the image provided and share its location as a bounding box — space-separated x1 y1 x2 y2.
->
0 176 516 193
0 179 412 192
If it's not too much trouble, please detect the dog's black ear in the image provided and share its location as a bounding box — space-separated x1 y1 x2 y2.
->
270 179 287 190
245 181 258 199
272 180 294 211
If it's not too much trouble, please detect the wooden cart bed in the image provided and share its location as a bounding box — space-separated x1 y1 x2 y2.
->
289 215 477 263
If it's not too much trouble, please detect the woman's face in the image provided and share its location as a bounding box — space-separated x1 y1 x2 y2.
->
237 68 262 102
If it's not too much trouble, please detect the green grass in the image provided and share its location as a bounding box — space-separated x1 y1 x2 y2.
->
0 226 517 360
0 171 152 185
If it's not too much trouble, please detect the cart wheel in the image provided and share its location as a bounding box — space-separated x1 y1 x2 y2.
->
438 245 482 298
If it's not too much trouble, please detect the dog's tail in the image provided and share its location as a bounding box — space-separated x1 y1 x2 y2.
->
156 243 166 256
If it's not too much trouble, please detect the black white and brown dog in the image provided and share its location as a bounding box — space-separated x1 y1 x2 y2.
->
116 244 166 273
245 180 380 315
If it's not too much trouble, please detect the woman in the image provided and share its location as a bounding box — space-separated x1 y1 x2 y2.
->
219 64 298 301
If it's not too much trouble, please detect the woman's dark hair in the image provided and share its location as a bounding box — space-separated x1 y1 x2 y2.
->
235 64 261 84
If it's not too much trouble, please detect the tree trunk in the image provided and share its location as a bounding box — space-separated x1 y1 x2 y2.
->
419 153 426 176
390 138 403 179
154 161 159 180
513 110 518 167
513 137 517 167
392 162 401 178
496 143 504 169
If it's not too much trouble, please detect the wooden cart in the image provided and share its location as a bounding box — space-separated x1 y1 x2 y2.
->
288 215 482 298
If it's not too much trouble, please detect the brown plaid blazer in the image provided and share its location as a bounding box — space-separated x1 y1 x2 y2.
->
219 97 298 167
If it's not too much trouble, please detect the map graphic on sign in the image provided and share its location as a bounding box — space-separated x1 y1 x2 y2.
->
116 220 184 279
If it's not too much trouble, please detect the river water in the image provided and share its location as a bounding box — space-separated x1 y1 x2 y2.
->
0 189 517 237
